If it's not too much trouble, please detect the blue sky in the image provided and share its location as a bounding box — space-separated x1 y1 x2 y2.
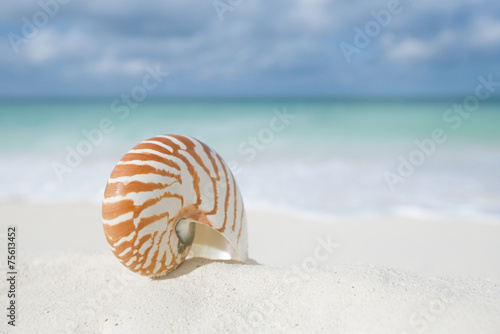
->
1 0 499 98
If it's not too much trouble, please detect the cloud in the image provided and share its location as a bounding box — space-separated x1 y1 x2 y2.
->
0 0 499 97
468 15 500 48
383 8 500 64
387 38 435 61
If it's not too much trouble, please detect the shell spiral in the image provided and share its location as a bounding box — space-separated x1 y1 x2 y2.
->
102 134 248 277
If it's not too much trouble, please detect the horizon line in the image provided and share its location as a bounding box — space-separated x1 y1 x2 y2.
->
2 95 500 103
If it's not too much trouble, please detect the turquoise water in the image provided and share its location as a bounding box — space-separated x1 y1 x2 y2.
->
0 100 499 223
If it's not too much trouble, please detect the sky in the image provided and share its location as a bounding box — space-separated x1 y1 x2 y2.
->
0 0 499 99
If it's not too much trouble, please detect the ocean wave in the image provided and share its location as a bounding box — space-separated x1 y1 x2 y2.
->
1 154 498 225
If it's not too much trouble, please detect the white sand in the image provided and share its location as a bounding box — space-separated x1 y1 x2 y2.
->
1 203 500 333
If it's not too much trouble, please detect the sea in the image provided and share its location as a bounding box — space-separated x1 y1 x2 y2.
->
0 99 499 224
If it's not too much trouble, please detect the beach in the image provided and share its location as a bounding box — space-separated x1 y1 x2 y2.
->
2 0 500 331
1 202 500 333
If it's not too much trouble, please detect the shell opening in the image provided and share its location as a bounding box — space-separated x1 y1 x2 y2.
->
175 219 240 261
175 218 196 246
175 218 196 254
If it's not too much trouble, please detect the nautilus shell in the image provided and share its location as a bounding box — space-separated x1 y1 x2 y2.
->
102 134 248 277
